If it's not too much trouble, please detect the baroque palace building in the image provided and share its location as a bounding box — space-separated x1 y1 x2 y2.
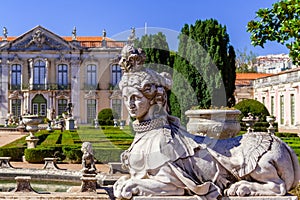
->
254 67 300 133
0 25 128 124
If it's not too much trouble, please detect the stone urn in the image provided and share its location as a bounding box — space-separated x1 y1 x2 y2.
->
22 115 43 149
185 109 241 139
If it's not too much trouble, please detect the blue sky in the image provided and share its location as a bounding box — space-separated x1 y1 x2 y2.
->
0 0 288 56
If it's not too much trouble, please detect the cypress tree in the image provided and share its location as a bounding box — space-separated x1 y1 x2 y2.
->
170 19 236 124
135 32 171 74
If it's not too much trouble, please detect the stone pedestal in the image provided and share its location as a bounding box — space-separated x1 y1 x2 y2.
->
25 136 39 149
13 176 36 193
80 174 97 193
66 118 75 131
0 157 14 168
43 157 64 170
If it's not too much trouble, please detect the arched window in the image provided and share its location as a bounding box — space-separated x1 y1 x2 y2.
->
32 94 47 116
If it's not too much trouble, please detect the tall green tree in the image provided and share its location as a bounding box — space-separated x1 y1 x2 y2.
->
135 32 172 74
134 32 174 113
247 0 300 65
170 19 236 124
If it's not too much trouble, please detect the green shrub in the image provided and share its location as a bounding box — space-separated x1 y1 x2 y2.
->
0 147 26 161
62 145 82 163
234 99 270 122
24 147 61 163
98 108 118 125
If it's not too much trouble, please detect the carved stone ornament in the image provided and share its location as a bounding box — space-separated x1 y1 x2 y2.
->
55 91 70 99
26 30 46 48
109 90 122 99
8 91 23 99
113 44 300 200
84 90 98 99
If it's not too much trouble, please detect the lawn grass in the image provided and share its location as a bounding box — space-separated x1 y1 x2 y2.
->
77 125 133 149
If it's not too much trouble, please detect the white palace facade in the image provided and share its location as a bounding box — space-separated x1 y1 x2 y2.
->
254 67 300 133
0 26 128 124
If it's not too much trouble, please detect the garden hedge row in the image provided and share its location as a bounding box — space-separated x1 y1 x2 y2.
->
0 147 26 161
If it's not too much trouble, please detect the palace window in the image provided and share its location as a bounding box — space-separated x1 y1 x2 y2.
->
58 64 68 88
86 64 97 89
270 96 274 116
34 60 45 85
280 95 284 125
11 99 21 116
262 96 265 105
87 99 96 123
40 104 47 116
32 94 47 116
291 94 295 125
11 64 21 89
112 99 122 119
111 64 122 86
58 99 68 115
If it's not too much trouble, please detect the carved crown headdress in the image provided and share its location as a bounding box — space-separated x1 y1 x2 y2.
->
118 45 172 91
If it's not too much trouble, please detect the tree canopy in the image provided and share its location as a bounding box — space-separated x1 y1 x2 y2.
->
247 0 300 65
170 19 236 124
134 32 172 74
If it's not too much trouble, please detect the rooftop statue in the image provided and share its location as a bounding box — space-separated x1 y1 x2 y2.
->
113 44 300 199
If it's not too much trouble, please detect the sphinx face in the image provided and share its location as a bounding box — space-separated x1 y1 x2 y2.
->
122 86 151 121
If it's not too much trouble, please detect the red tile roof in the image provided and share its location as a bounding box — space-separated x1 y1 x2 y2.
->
235 73 271 86
236 73 271 80
0 36 125 48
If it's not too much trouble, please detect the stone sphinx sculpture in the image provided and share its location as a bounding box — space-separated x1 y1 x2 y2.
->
113 45 300 199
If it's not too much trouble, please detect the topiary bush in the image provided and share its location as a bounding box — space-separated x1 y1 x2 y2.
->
24 147 61 163
234 99 270 122
62 145 82 163
0 147 26 161
98 108 118 125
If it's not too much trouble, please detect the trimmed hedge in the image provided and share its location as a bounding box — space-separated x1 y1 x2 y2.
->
24 147 61 163
0 147 26 161
62 145 82 163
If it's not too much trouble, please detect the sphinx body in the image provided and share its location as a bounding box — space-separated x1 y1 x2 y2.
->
113 115 300 199
113 44 300 199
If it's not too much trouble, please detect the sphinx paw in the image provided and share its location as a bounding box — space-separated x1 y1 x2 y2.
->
225 181 251 196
